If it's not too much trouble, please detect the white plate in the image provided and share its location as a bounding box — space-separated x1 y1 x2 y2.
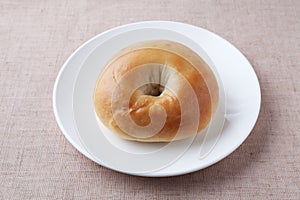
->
53 21 261 177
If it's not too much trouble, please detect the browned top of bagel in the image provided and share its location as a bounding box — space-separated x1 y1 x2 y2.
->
94 40 219 142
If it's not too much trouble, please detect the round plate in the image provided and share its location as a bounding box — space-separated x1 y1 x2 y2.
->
53 21 261 177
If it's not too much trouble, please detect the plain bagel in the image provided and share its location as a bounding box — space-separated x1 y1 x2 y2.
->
94 40 219 142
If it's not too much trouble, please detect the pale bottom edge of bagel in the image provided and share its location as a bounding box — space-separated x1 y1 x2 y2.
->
94 111 214 143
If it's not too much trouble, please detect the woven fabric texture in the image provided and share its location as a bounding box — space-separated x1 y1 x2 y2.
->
0 0 299 199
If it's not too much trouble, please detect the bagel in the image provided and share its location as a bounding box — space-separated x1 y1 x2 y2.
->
94 40 219 142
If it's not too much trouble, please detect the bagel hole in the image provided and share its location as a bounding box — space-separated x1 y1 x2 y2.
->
140 83 164 97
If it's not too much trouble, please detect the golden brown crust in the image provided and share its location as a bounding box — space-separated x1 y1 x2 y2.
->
94 40 219 142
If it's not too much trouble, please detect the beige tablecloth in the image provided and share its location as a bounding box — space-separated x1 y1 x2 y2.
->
1 0 299 199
